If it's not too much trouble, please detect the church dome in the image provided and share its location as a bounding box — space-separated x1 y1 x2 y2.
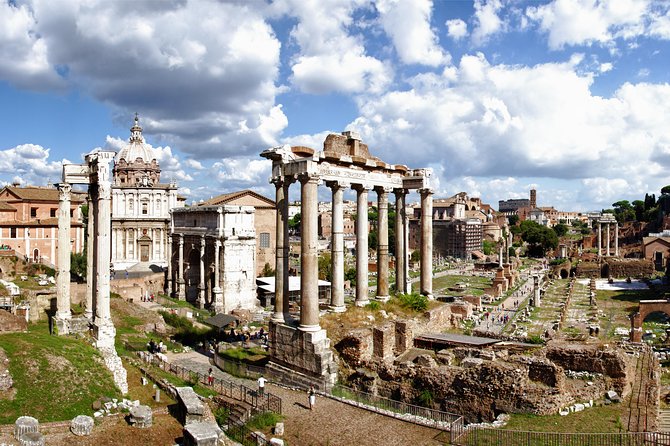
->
115 114 156 163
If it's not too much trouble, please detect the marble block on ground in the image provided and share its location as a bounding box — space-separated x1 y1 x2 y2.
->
182 421 222 446
14 416 39 440
18 431 44 446
129 405 153 428
71 415 94 436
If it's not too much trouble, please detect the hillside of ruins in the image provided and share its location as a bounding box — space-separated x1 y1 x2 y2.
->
2 134 670 445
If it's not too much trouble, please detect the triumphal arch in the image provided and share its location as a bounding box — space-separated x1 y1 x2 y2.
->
261 131 433 389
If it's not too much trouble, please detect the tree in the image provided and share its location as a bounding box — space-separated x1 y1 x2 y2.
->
288 213 301 235
71 252 87 279
318 253 332 281
519 221 558 257
552 223 569 237
261 262 275 277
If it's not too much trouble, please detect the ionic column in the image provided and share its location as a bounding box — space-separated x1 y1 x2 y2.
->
166 235 173 295
328 181 347 312
177 235 186 300
376 187 390 301
272 178 291 322
85 192 95 321
615 222 619 257
197 236 206 308
597 223 602 257
419 188 433 298
606 222 611 257
354 184 371 307
298 174 320 332
212 239 223 313
55 183 72 332
394 189 407 294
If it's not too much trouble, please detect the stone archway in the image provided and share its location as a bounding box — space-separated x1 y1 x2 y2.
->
630 299 670 342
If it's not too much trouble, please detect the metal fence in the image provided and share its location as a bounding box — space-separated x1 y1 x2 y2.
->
139 352 282 415
455 428 670 446
330 384 464 442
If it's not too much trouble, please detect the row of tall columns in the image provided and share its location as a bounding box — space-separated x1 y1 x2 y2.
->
271 174 431 331
597 222 619 257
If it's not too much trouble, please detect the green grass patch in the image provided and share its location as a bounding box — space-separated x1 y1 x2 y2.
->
0 322 120 423
505 405 626 433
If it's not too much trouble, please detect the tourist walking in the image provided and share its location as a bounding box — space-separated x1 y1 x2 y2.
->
308 385 316 410
257 375 267 396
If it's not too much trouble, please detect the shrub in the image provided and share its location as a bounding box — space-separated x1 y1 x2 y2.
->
396 293 428 312
366 301 380 311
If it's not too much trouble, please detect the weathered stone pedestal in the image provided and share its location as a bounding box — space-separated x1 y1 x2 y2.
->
129 405 153 428
70 415 94 436
53 315 71 335
183 421 223 446
18 431 44 446
267 322 337 390
14 416 39 440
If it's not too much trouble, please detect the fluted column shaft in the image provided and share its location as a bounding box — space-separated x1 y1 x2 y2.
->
394 190 406 294
376 187 390 300
197 236 206 308
56 183 72 320
329 181 346 312
178 235 185 300
355 185 370 306
85 193 95 320
615 223 619 256
272 178 290 322
420 188 433 298
299 175 320 331
95 181 112 322
166 235 173 296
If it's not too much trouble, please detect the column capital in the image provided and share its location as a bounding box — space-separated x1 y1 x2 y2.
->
298 172 320 185
325 180 350 191
272 175 296 187
352 183 372 192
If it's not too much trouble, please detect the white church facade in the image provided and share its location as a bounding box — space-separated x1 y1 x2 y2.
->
111 115 183 270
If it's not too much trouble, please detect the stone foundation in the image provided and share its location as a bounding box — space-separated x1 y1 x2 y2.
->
99 346 128 395
267 322 337 390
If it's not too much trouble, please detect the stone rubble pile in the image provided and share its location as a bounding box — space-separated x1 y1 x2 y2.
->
93 397 141 418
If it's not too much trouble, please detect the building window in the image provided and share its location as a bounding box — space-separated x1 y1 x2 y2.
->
30 208 37 218
50 208 56 218
260 232 270 248
10 228 16 238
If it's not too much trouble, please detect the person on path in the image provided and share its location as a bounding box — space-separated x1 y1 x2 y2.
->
207 368 214 386
258 375 267 396
308 385 316 410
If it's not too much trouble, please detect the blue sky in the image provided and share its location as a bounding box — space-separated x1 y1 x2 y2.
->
2 0 670 212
